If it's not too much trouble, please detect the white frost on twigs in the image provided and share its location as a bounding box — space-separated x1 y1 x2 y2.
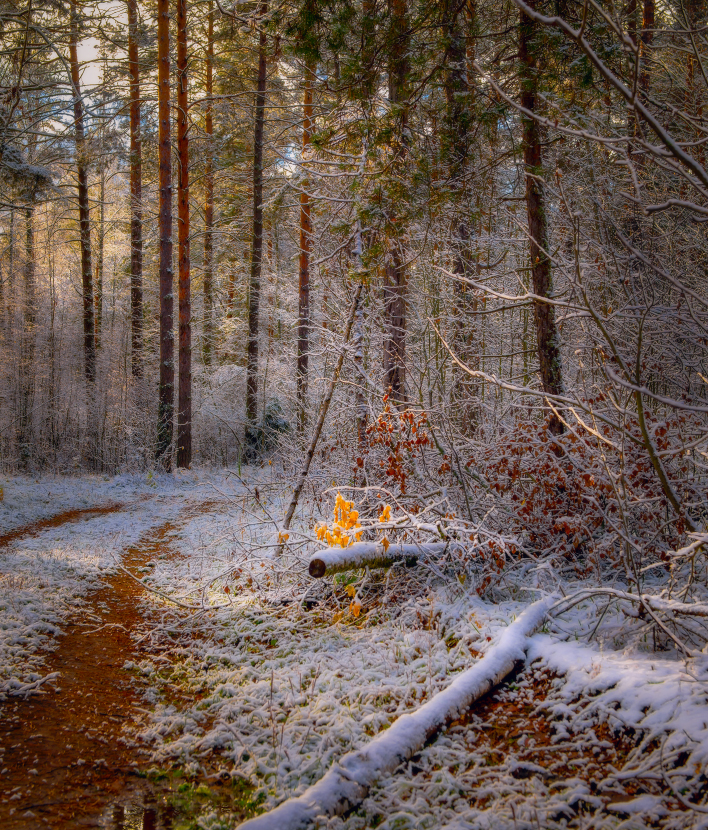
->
308 541 448 578
237 596 555 830
5 671 59 698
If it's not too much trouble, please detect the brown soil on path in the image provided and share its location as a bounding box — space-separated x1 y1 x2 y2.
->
0 503 127 550
0 498 240 830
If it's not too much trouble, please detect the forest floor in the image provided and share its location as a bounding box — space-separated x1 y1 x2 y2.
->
0 471 706 830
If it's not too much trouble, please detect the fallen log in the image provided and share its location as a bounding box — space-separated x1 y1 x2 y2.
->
308 541 447 578
236 596 555 830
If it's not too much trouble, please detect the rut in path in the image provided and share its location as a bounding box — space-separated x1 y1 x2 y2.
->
0 498 222 830
0 502 127 549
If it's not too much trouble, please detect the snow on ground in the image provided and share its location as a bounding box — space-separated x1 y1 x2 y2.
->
0 471 170 534
129 487 516 789
317 631 708 830
3 471 708 828
127 488 708 829
0 469 246 698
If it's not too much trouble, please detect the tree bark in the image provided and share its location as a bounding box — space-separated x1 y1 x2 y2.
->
7 208 14 331
443 0 478 428
383 0 409 405
639 0 653 96
176 0 191 469
203 0 214 367
156 0 174 466
69 0 96 386
18 202 35 463
309 542 447 578
297 59 314 434
353 224 367 448
626 0 638 139
246 3 268 429
685 0 704 166
127 0 144 379
95 163 104 349
360 0 376 97
519 0 564 434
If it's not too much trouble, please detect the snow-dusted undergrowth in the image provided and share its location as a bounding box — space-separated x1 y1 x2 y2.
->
2 471 707 828
126 478 708 829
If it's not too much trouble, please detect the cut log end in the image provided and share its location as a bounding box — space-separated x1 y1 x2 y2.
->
309 558 326 578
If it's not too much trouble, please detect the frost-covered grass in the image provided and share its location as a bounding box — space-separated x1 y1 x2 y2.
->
324 639 708 830
3 471 707 828
128 484 708 829
0 471 169 533
0 469 244 698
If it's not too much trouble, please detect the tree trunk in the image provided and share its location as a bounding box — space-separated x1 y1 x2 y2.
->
246 3 268 430
127 0 143 379
69 0 96 386
156 0 174 465
626 0 638 139
353 223 367 448
361 0 376 97
519 0 564 434
297 60 314 434
687 0 705 168
18 202 35 464
203 0 214 368
176 0 191 469
95 165 104 349
383 0 409 405
639 0 654 95
443 0 478 428
7 208 14 332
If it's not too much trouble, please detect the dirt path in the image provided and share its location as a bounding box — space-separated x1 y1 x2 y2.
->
0 498 237 829
0 503 127 550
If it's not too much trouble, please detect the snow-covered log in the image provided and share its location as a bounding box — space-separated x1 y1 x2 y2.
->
236 596 555 830
308 541 448 578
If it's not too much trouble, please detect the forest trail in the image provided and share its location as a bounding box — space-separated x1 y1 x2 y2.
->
0 502 127 550
0 496 224 829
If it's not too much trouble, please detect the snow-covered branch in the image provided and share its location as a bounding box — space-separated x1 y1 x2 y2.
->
308 541 448 578
236 597 555 830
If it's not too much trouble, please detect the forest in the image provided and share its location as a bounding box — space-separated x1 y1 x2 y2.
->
1 0 708 825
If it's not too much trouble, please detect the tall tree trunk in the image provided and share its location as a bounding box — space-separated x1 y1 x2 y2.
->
95 164 104 349
245 3 267 431
626 0 638 140
69 0 96 386
361 0 376 96
203 0 214 368
685 0 703 166
297 59 314 434
383 0 409 405
353 223 367 448
639 0 654 95
18 202 35 464
519 0 564 434
127 0 143 379
443 0 478 428
7 208 14 331
156 0 174 465
176 0 191 468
